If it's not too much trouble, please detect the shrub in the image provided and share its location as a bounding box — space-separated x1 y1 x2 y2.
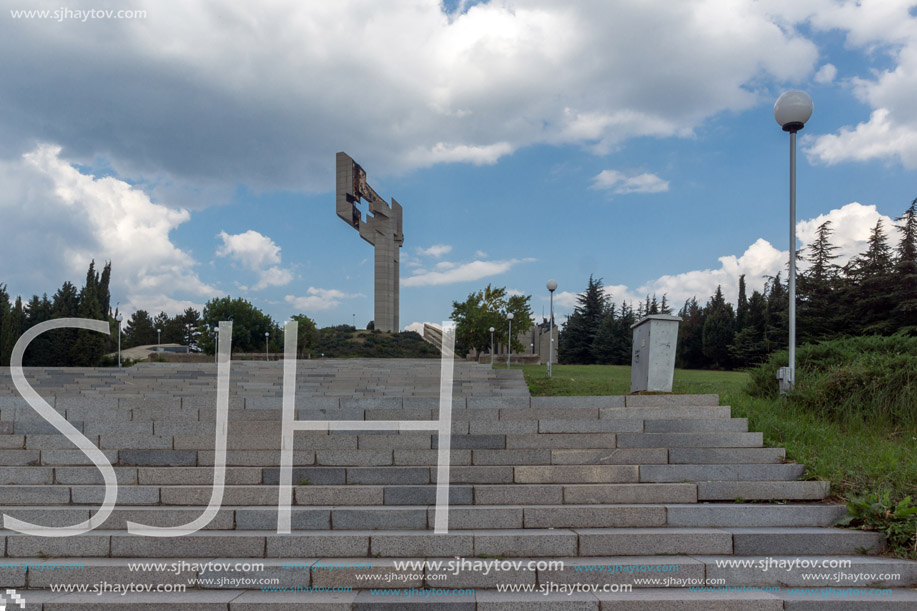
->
747 335 917 428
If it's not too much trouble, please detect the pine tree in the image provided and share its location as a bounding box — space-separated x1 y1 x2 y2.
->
559 276 609 364
847 219 896 334
799 220 840 341
701 286 735 369
676 297 705 369
24 294 54 366
892 198 917 330
0 296 24 366
124 310 157 348
764 273 788 354
50 281 80 366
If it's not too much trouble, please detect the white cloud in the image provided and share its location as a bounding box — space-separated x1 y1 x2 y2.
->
216 229 293 290
592 170 669 194
0 144 216 315
552 202 896 313
0 1 819 194
403 321 429 334
474 250 488 258
814 62 837 84
800 2 917 168
402 257 536 287
418 244 453 257
284 287 364 312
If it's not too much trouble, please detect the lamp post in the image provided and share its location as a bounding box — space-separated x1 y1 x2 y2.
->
156 328 161 353
115 314 123 369
506 312 514 369
774 90 813 394
265 331 270 361
489 326 495 366
546 279 557 378
214 328 219 364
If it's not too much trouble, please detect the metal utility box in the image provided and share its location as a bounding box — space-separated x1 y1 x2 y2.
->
630 314 682 393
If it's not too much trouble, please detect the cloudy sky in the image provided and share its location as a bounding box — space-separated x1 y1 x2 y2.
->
2 0 917 331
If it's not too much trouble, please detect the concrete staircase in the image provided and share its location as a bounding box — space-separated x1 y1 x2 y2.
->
0 363 914 609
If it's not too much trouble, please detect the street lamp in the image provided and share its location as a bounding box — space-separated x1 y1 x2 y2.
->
506 312 514 369
774 90 813 393
265 331 270 361
489 327 495 366
156 328 161 353
115 314 123 369
546 279 557 378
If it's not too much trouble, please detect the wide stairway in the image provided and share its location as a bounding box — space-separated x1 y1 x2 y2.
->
0 362 914 609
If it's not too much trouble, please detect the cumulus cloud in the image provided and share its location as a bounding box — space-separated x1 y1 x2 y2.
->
403 321 429 334
216 229 293 290
402 257 536 287
284 287 364 312
592 170 670 194
800 2 917 168
814 62 837 84
0 0 819 197
552 202 896 313
0 144 216 314
417 244 453 257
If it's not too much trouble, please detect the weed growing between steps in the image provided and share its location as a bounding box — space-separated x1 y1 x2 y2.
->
838 492 917 559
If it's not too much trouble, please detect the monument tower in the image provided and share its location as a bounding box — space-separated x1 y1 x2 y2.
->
335 152 404 332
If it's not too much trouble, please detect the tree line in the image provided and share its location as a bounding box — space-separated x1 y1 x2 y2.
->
0 264 322 365
559 199 917 369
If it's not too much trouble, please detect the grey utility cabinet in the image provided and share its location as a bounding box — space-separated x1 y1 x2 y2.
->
630 314 682 393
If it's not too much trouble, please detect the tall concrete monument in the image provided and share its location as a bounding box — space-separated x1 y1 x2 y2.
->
335 152 404 332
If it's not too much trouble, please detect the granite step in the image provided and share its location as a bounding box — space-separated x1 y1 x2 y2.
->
0 527 884 559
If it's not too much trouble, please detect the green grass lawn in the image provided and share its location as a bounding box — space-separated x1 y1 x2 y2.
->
516 362 916 502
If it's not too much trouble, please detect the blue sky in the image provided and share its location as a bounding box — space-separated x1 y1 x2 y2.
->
3 0 917 332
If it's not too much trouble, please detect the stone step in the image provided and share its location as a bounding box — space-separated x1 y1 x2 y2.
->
4 555 917 595
668 448 786 463
8 586 917 610
665 504 848 527
0 483 715 506
697 481 830 501
0 527 883 559
639 464 806 482
0 503 855 530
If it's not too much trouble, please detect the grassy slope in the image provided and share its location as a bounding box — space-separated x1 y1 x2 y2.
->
518 364 916 501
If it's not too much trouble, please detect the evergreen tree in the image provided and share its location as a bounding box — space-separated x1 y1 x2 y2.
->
50 281 80 366
731 290 768 367
98 261 112 317
124 310 157 348
892 198 917 330
735 275 748 331
676 297 705 369
847 219 896 334
591 305 618 365
764 273 788 354
24 294 54 366
0 294 22 366
72 265 106 366
179 308 202 348
701 286 735 369
559 276 609 364
799 220 840 341
0 284 9 357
